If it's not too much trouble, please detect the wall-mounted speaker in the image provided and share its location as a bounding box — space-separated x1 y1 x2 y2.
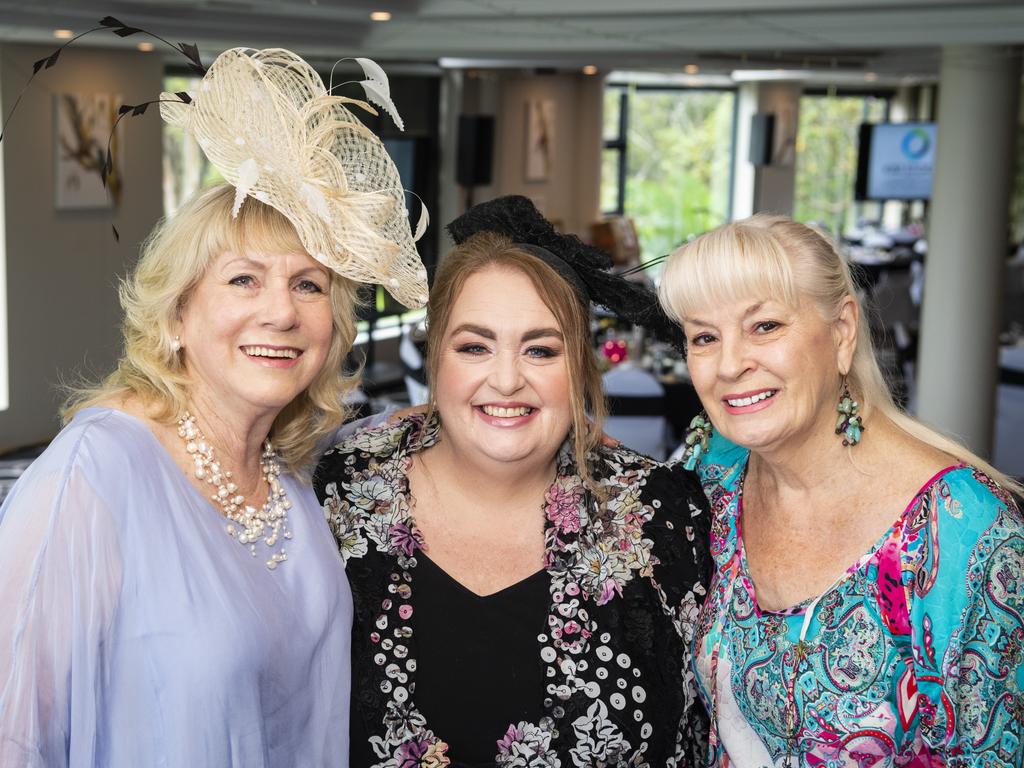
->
456 114 494 187
749 113 775 166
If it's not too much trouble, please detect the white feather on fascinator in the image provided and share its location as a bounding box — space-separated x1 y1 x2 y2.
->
160 48 429 308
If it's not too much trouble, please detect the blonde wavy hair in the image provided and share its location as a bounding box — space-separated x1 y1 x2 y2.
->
64 183 361 475
425 232 608 494
658 214 1022 494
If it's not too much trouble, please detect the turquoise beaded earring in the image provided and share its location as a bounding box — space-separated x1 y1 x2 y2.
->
835 378 864 446
681 411 712 470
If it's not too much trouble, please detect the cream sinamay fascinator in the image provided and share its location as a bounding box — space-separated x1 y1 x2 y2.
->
161 48 429 308
0 18 429 308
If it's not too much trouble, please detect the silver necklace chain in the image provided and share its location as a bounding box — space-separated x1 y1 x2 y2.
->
177 411 291 570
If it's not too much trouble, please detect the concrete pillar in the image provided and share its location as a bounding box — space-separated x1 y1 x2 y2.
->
731 83 758 221
731 81 803 218
571 74 604 238
753 82 802 216
437 69 463 249
916 46 1021 455
460 70 502 210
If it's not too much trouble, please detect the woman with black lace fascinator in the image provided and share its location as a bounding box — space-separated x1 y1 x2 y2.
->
315 195 712 767
0 22 428 767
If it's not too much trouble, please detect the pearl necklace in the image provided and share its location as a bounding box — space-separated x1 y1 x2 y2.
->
177 411 291 570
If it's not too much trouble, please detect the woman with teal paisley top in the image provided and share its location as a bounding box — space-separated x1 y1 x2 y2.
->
658 214 1024 767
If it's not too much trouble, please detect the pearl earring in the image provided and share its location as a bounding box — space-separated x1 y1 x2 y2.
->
171 335 182 352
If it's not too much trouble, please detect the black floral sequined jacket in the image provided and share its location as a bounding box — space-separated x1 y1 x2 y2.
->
314 415 711 768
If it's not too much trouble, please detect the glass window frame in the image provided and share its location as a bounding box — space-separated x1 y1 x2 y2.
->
795 87 897 234
602 86 629 216
603 81 738 221
602 81 738 263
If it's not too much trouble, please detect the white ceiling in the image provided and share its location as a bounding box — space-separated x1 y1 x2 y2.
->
0 1 1021 77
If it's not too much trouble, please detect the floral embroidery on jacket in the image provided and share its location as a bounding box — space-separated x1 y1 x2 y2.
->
315 414 711 767
496 722 559 767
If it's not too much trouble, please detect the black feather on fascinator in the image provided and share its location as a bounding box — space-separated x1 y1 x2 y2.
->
446 195 686 350
0 16 429 306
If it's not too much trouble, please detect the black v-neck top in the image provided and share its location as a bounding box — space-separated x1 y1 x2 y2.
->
411 554 550 766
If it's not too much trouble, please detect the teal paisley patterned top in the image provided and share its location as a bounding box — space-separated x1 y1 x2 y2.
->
694 432 1024 767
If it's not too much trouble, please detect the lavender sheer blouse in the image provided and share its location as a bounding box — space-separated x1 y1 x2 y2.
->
0 407 353 767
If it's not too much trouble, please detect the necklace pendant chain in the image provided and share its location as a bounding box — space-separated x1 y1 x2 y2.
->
177 411 293 570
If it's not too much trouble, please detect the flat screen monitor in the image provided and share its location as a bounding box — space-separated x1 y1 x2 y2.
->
854 122 937 201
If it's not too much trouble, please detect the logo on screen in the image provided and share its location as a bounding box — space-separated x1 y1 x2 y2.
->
901 128 931 160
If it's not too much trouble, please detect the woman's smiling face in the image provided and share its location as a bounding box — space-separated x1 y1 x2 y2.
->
433 265 573 471
177 248 334 421
682 296 855 455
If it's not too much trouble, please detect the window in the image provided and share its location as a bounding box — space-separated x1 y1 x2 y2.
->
602 87 627 216
604 83 735 263
162 75 223 216
794 93 889 234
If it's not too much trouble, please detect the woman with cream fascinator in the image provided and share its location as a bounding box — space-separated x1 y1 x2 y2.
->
0 26 427 768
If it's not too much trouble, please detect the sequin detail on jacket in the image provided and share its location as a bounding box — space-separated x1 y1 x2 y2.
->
314 414 712 767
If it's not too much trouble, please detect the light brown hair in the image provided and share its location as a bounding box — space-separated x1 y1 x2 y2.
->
425 231 607 491
64 183 361 474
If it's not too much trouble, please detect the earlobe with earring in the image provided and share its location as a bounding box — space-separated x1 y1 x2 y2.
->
171 335 182 352
681 411 712 471
835 377 864 446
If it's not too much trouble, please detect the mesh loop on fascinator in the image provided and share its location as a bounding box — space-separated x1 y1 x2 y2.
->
0 18 429 308
161 48 429 308
447 195 686 350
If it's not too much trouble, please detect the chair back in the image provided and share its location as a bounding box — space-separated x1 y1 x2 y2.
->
400 324 430 406
602 365 670 460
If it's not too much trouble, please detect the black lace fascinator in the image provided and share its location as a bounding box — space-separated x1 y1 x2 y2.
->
446 195 685 350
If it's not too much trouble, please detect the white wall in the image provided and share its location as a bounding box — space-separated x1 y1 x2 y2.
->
493 72 603 237
443 70 604 243
0 44 163 451
0 98 7 414
731 82 758 221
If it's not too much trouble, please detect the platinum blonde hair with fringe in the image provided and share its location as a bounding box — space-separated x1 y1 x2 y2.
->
658 213 1021 494
64 182 361 475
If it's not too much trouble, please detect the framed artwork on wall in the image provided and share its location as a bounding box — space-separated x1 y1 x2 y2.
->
524 98 555 182
54 92 122 209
